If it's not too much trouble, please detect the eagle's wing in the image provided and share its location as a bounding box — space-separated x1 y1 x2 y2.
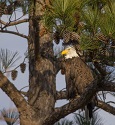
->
74 58 94 94
65 60 77 99
65 57 94 97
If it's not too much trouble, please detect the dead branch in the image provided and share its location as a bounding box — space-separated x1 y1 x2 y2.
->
97 100 115 115
0 30 28 39
0 19 28 28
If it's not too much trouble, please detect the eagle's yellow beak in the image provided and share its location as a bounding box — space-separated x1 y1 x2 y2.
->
61 49 68 55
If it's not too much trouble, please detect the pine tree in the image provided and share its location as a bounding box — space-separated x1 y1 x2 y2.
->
0 0 115 125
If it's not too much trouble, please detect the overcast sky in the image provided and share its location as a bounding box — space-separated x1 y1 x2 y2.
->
0 12 115 125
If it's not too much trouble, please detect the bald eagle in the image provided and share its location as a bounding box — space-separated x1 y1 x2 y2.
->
61 46 95 118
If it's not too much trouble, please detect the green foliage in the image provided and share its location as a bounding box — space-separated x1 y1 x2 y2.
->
20 0 28 15
83 0 115 11
99 9 115 39
0 49 20 72
54 112 103 125
43 0 82 32
43 0 115 67
78 2 115 64
0 108 19 125
81 7 100 34
74 112 103 125
54 118 73 125
80 34 101 50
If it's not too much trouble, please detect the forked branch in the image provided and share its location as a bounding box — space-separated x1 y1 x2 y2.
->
44 80 98 125
45 80 115 125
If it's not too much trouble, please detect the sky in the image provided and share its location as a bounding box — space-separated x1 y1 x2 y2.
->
0 12 115 125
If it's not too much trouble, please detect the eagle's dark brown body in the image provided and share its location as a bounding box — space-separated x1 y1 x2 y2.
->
60 45 95 118
64 57 94 98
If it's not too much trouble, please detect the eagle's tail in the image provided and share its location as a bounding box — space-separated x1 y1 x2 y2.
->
85 100 95 120
87 102 94 118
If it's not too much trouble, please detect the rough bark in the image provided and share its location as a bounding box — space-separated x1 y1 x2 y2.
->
0 72 37 125
27 0 56 124
0 1 115 125
97 100 115 116
43 80 98 125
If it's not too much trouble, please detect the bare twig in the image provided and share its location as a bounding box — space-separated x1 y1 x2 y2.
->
20 86 29 96
20 91 28 96
106 101 115 105
14 11 19 33
20 86 29 91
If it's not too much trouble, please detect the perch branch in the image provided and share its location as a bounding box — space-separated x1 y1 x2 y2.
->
44 80 115 125
56 81 115 100
43 80 98 125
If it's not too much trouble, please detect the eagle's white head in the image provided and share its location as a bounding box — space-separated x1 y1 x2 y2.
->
61 46 79 59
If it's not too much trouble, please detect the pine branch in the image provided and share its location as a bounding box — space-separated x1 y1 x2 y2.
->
45 80 115 125
97 100 115 115
43 80 98 125
56 81 115 100
0 30 28 39
0 19 28 28
98 81 115 92
0 72 29 112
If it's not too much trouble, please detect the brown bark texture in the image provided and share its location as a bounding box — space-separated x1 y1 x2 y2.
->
0 0 115 125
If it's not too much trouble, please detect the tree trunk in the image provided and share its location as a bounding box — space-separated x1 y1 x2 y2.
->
22 0 56 124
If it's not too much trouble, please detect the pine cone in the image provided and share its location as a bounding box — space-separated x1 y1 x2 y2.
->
11 70 18 80
63 31 80 44
70 32 80 41
20 63 26 73
63 30 71 43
